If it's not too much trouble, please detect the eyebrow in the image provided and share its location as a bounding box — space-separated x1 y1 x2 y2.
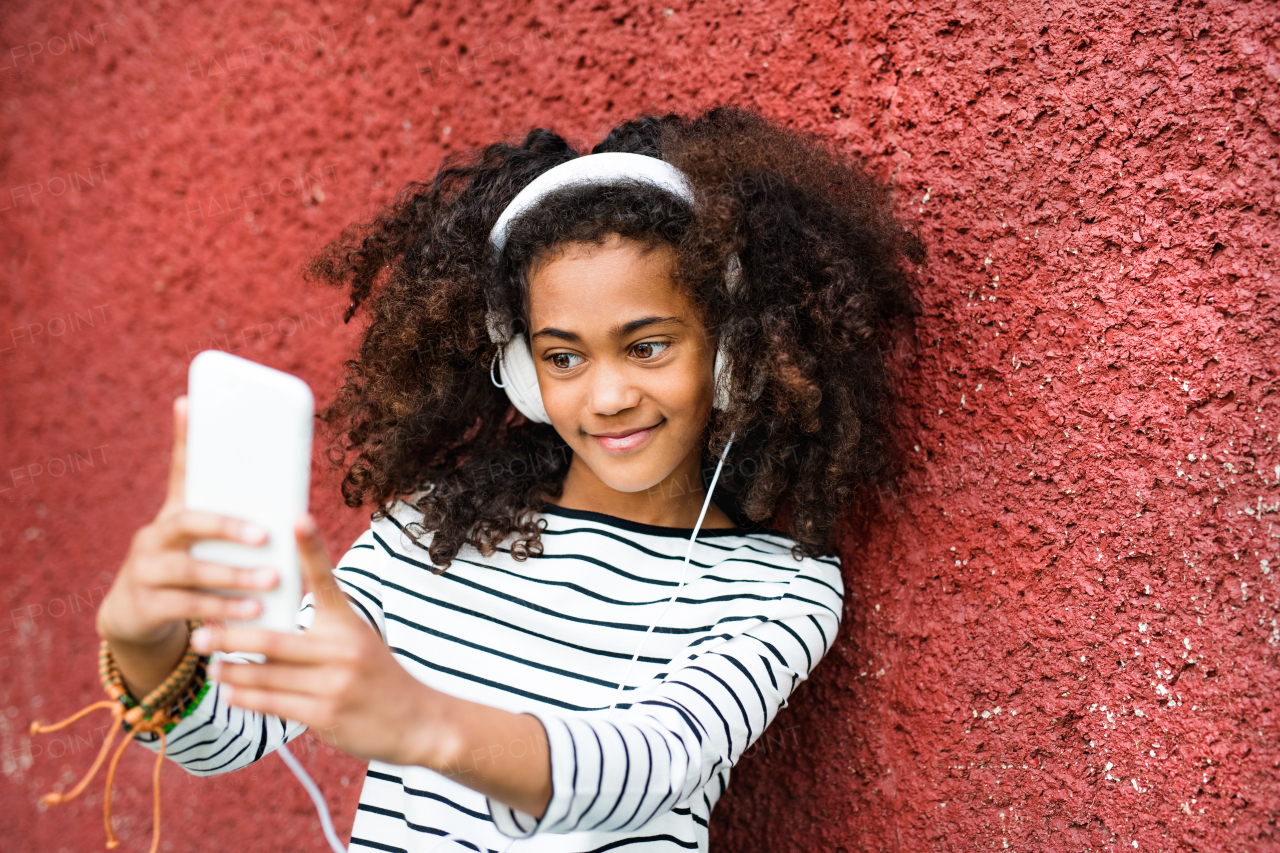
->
529 315 686 344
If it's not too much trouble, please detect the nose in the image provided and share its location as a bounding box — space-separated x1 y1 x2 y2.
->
586 356 641 416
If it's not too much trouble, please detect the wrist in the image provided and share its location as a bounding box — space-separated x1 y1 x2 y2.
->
96 587 171 647
103 620 191 701
402 680 461 771
100 615 186 652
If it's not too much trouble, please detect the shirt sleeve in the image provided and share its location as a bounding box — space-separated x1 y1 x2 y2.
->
485 552 844 837
128 525 387 775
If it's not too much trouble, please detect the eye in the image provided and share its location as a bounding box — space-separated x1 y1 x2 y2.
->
631 341 671 361
547 352 583 370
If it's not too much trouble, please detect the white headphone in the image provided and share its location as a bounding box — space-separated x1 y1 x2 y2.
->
484 151 755 421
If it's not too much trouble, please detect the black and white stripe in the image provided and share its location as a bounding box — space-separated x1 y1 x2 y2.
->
133 499 844 852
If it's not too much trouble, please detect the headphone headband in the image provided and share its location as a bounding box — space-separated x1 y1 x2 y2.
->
488 152 695 257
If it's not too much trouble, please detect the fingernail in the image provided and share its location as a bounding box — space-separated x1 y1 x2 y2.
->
242 523 268 544
207 659 221 681
191 627 210 652
299 514 317 536
255 568 278 589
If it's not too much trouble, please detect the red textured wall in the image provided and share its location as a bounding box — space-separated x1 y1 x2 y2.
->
2 1 1276 851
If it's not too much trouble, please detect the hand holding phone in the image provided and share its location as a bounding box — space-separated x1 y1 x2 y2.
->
96 352 314 699
96 394 282 655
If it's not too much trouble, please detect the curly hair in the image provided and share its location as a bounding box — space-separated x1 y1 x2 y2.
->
303 105 923 571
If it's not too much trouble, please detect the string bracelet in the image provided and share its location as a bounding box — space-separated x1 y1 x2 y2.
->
29 619 210 853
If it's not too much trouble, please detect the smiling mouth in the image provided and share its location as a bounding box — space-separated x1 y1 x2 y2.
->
590 420 663 453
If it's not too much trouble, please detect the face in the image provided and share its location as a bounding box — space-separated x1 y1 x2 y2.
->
526 234 717 497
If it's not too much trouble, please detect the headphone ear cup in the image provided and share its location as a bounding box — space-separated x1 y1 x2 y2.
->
712 344 764 410
725 253 742 294
498 334 552 424
712 346 731 411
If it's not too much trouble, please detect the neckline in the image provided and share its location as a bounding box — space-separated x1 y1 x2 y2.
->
539 502 774 539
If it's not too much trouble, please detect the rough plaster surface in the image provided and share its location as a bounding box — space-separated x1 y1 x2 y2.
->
1 1 1276 851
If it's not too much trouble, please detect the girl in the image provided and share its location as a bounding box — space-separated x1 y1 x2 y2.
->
89 105 922 852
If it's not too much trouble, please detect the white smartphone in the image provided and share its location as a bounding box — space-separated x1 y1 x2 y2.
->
184 350 315 634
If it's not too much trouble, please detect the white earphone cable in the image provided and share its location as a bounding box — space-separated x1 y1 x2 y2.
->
604 430 736 721
277 742 349 853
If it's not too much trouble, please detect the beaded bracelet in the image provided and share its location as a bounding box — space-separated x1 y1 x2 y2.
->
29 619 209 853
106 631 211 735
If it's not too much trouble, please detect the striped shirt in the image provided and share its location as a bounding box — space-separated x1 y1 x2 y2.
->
132 498 844 853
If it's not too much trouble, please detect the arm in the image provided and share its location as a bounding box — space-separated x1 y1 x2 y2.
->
199 512 840 829
406 554 844 837
407 693 554 818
